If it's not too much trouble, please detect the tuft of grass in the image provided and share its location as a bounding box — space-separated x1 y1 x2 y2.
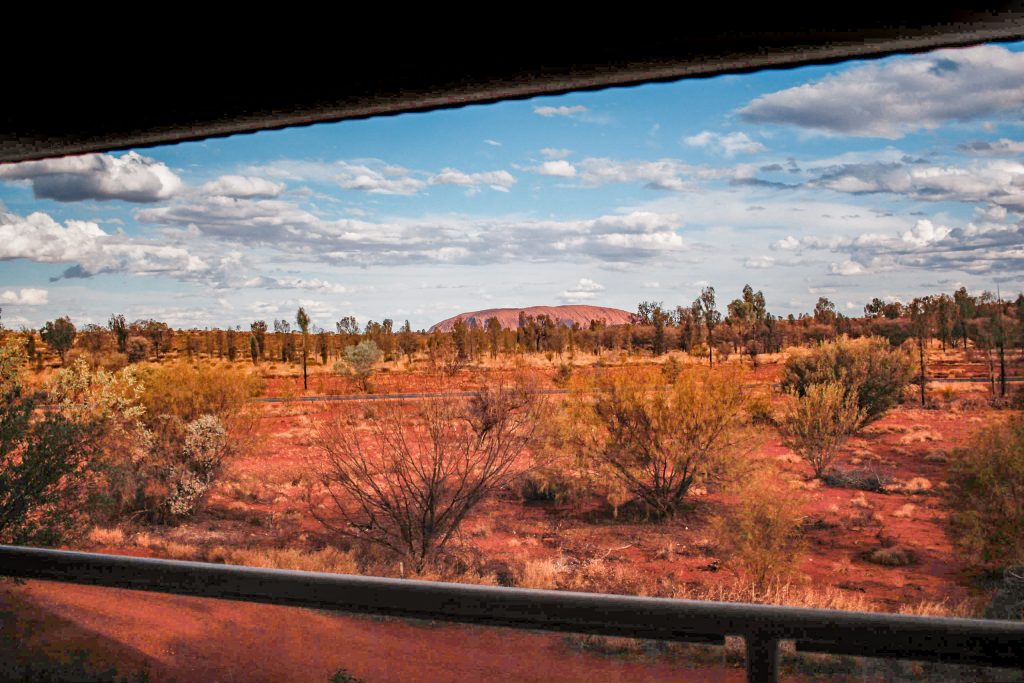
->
863 546 917 567
87 526 126 546
824 468 893 492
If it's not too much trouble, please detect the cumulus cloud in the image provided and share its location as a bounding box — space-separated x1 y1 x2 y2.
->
744 255 776 269
429 168 516 192
684 131 766 157
796 216 1024 277
534 160 577 177
811 158 1024 211
139 191 687 267
534 105 588 118
772 235 801 251
335 161 426 195
560 277 605 302
830 260 866 276
739 44 1024 138
0 205 222 285
958 138 1024 155
0 151 182 202
0 288 48 306
576 158 693 191
251 159 515 195
540 148 572 159
200 175 285 198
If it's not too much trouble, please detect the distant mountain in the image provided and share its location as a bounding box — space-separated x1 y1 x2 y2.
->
429 305 634 332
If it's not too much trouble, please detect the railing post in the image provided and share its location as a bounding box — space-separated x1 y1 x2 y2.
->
745 633 779 683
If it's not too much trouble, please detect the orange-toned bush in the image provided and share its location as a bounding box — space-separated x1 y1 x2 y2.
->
567 366 750 519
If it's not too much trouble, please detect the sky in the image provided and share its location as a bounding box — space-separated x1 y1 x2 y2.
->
2 41 1024 332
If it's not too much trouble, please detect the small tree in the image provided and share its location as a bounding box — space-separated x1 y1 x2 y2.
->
570 366 749 519
947 414 1024 569
296 307 311 390
108 314 128 353
41 316 76 365
695 287 721 367
779 382 863 478
337 340 383 392
308 379 543 572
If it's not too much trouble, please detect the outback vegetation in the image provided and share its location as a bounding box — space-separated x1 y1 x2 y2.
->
2 283 1023 679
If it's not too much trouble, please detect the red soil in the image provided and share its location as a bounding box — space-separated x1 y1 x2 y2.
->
1 581 746 683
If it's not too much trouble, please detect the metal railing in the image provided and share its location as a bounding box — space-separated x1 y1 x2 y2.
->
2 546 1022 682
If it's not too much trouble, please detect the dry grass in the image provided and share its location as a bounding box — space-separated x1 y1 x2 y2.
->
517 559 564 590
87 526 126 546
892 503 917 519
207 545 359 574
850 493 873 509
898 430 941 445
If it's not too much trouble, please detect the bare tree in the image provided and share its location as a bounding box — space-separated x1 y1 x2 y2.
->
307 378 543 572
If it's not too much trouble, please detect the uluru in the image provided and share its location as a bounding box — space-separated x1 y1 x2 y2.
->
429 305 634 332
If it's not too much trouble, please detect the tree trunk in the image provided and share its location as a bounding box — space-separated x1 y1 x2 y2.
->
918 337 927 406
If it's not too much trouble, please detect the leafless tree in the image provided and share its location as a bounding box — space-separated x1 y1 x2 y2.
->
307 377 544 572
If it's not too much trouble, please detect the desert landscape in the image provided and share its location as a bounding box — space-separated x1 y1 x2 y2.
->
1 289 1022 682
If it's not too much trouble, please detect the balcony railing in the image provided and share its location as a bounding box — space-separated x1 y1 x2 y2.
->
2 545 1022 683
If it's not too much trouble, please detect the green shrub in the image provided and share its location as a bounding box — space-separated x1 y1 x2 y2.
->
710 469 806 588
781 337 914 428
947 415 1024 569
779 382 864 478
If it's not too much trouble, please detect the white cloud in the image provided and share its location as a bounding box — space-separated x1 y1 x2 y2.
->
0 288 48 306
641 281 660 288
577 158 695 191
772 235 801 251
540 148 572 159
684 131 766 157
900 219 951 247
830 260 866 275
813 159 1024 210
484 139 502 147
0 151 183 202
740 44 1024 138
200 175 285 198
336 161 426 195
560 277 605 302
535 160 577 177
744 256 776 269
534 105 588 118
429 168 516 192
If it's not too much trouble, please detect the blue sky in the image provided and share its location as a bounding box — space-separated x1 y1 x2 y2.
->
2 41 1024 331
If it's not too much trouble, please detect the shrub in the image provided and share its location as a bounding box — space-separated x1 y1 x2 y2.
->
308 376 544 571
823 467 892 492
780 337 914 428
0 340 103 546
984 566 1024 620
779 382 863 478
552 362 574 388
125 335 151 363
710 469 806 588
137 361 263 424
569 366 750 519
947 414 1024 569
335 340 383 392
